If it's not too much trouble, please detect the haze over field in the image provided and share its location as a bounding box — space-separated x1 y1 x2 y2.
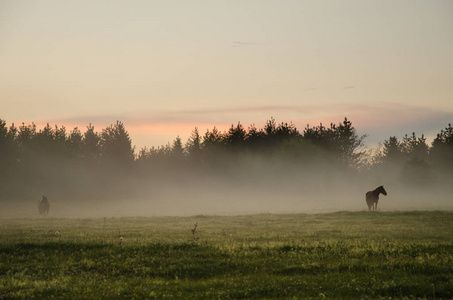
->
1 118 452 218
1 1 452 217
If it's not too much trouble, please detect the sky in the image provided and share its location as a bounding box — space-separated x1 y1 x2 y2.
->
1 0 452 151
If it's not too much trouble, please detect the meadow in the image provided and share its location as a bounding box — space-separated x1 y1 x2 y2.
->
1 211 453 299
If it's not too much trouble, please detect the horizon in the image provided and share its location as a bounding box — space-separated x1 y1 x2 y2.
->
2 111 449 152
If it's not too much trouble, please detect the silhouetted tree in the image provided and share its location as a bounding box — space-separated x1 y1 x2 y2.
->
276 121 298 138
401 132 429 161
185 127 202 160
135 145 171 172
334 118 366 167
264 117 277 136
202 127 224 152
381 136 404 164
171 136 185 161
0 120 19 197
303 118 365 168
397 133 432 187
303 123 335 152
430 124 453 167
68 127 83 160
82 124 100 164
259 118 301 153
0 120 18 167
99 121 134 169
245 124 265 151
432 123 453 146
16 122 38 180
225 122 247 150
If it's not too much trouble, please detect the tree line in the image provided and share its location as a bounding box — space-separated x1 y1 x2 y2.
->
0 117 452 201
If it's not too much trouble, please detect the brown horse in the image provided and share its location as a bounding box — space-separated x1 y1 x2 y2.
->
366 186 387 211
38 195 50 216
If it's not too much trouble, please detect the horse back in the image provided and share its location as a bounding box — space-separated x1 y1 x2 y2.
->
366 191 378 202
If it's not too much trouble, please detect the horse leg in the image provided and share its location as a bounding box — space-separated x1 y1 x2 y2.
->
366 199 372 211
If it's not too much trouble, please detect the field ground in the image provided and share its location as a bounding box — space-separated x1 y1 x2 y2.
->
1 211 453 299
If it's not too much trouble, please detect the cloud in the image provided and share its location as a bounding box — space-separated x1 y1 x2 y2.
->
41 102 451 132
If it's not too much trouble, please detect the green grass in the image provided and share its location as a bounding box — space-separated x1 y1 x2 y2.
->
1 211 453 299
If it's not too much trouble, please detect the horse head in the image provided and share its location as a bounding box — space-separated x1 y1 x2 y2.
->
379 186 387 196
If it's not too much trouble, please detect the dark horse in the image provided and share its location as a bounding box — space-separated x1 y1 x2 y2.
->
38 195 50 216
366 186 387 211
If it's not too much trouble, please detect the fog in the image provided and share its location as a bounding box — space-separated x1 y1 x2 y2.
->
1 154 451 220
1 119 452 219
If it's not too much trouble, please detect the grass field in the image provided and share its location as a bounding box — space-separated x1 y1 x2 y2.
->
1 211 453 299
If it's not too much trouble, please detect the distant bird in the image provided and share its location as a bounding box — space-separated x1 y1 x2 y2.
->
38 195 50 216
366 186 387 211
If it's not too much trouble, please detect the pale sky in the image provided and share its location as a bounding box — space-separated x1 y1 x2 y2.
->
1 0 452 150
